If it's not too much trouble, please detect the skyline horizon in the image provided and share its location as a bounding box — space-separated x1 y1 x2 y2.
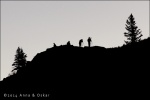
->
1 1 149 80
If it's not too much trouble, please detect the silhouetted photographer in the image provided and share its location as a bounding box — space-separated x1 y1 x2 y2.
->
79 39 83 47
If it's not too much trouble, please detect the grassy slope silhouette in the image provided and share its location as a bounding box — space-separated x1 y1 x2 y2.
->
0 38 149 99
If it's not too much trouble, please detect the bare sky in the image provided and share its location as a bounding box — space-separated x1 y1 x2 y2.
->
1 1 149 80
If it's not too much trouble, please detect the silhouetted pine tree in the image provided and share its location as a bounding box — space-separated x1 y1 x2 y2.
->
12 47 27 72
124 14 143 44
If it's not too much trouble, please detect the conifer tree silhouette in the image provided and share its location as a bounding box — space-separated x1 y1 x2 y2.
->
12 47 27 72
124 14 143 44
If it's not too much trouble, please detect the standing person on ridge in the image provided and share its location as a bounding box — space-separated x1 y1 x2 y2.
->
87 37 92 47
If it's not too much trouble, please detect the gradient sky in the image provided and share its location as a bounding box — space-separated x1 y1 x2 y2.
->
1 1 149 80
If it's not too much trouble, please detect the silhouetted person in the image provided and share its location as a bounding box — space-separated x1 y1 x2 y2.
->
67 41 71 46
79 39 83 47
87 37 92 47
53 43 57 47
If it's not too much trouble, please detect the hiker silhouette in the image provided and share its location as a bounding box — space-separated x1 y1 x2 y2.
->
53 43 57 47
79 39 83 47
87 37 92 47
67 41 71 46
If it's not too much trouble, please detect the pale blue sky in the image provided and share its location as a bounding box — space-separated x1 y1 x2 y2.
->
1 1 149 80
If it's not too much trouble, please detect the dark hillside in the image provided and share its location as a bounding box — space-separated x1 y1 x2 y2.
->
0 38 149 99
